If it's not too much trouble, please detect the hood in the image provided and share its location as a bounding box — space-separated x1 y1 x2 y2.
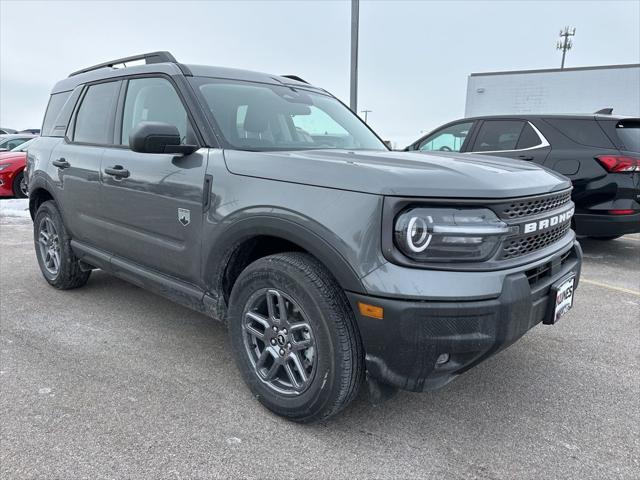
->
224 149 570 198
0 152 26 164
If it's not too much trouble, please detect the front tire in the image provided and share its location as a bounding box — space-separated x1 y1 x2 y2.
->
227 252 363 423
34 200 91 289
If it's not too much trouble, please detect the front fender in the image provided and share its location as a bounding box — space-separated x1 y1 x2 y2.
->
202 214 369 296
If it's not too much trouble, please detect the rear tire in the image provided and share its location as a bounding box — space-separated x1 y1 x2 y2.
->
227 252 363 423
34 200 91 289
12 171 28 198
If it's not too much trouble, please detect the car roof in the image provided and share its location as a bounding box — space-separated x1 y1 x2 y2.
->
458 113 633 122
52 61 321 94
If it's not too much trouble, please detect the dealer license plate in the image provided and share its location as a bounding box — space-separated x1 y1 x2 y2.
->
545 275 575 325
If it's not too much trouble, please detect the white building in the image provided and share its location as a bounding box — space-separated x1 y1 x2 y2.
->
465 64 640 118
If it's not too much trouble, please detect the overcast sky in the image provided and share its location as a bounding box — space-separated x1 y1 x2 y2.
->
1 0 639 145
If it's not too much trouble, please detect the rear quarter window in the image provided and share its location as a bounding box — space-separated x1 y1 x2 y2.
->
41 91 72 137
615 119 640 153
544 118 614 148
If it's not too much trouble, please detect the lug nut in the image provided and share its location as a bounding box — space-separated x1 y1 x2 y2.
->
279 349 285 356
287 343 291 349
270 338 277 346
272 326 278 332
283 328 288 335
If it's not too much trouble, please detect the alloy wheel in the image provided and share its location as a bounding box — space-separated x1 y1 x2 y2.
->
38 216 60 276
242 288 317 395
19 176 28 197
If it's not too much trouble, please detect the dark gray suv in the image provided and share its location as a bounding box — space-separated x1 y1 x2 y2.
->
26 52 582 422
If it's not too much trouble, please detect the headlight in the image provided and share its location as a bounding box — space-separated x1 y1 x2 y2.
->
394 207 511 262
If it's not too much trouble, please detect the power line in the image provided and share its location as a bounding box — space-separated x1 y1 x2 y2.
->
556 26 576 69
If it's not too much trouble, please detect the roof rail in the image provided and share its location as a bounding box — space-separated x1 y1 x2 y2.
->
281 75 309 84
68 51 178 77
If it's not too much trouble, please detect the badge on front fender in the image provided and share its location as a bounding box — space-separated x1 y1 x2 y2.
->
178 208 191 226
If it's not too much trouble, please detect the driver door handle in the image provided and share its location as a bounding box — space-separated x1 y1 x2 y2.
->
518 155 534 161
52 158 70 169
104 165 130 178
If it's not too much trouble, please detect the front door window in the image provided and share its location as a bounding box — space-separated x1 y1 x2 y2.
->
418 122 473 152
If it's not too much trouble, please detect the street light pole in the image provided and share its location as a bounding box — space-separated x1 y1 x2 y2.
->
361 109 372 123
350 0 359 112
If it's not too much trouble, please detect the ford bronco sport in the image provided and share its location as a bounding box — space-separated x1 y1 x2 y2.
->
26 52 582 422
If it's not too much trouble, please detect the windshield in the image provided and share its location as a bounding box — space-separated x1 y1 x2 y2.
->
191 77 387 152
0 137 29 149
11 138 35 152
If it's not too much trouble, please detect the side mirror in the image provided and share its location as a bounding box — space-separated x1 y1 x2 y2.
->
129 121 197 155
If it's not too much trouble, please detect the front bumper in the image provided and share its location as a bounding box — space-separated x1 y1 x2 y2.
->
0 169 19 197
574 212 640 237
347 241 582 392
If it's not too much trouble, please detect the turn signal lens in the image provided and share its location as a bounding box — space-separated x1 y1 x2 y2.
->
595 155 640 172
358 302 384 320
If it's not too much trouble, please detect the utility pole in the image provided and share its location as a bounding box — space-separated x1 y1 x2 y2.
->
350 0 359 112
361 109 372 123
556 26 576 69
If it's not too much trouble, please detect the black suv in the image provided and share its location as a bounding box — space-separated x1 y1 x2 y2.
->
407 114 640 239
26 52 581 422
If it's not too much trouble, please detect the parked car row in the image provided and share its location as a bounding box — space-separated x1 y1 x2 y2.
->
0 137 35 198
0 127 40 135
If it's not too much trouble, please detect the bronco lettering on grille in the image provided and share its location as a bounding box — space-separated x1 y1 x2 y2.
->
523 207 575 234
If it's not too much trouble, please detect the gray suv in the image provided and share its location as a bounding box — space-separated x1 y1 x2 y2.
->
26 52 582 422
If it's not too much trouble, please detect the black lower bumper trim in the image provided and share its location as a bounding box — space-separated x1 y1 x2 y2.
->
347 242 582 392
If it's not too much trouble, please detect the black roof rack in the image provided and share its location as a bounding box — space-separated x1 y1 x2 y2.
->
281 75 309 84
68 51 179 77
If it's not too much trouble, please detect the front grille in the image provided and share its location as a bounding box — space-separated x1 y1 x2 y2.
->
501 222 572 260
498 190 572 219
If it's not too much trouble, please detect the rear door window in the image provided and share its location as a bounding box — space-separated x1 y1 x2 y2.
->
73 81 120 145
471 120 525 152
516 123 544 149
615 120 640 152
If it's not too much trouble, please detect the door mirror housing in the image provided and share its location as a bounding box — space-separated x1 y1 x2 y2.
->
129 121 197 155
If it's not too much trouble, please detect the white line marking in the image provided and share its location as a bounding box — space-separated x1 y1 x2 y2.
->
581 278 640 297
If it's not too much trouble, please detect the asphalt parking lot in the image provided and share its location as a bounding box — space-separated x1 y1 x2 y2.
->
1 207 638 479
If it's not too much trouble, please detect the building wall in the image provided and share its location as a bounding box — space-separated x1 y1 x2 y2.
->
465 65 640 117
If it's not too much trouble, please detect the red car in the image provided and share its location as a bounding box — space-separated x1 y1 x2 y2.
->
0 138 34 198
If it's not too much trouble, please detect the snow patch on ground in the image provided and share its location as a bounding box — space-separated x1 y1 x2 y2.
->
0 198 30 223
